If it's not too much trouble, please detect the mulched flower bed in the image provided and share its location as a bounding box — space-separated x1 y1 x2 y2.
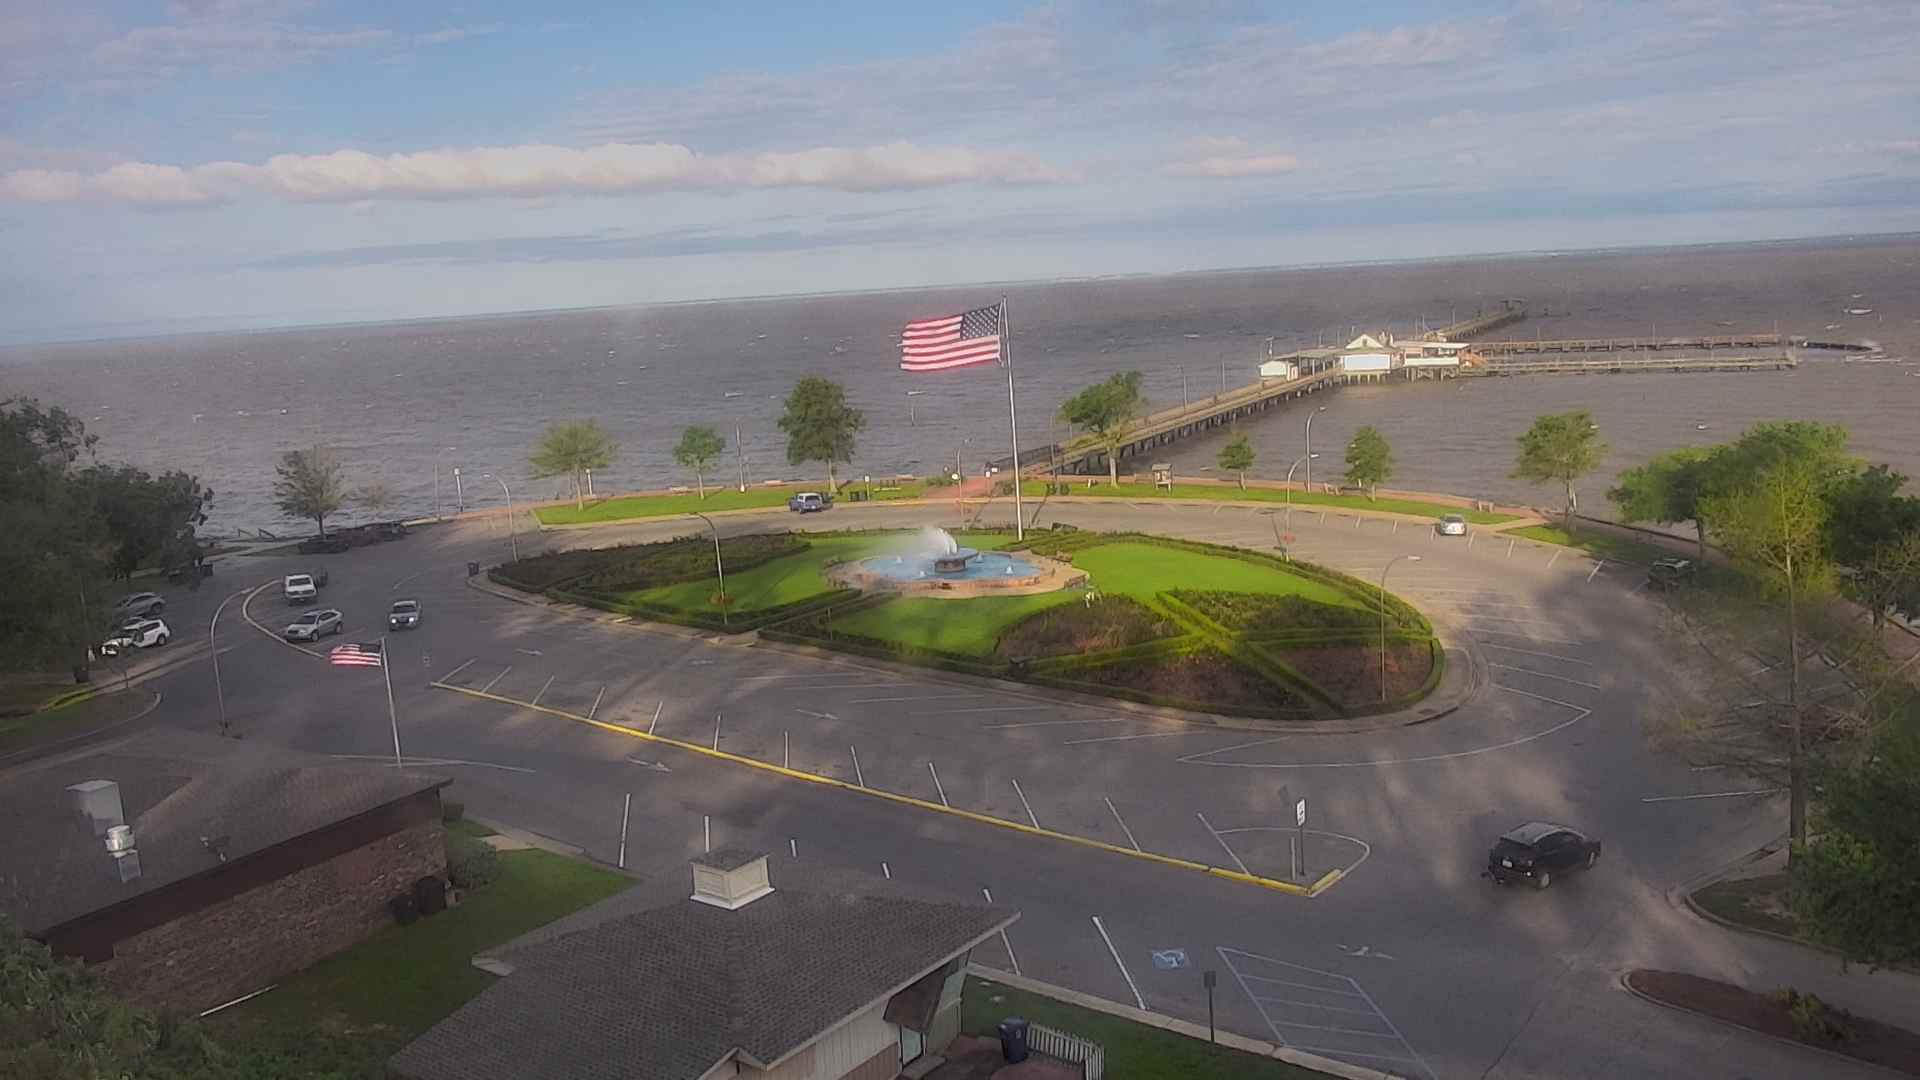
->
1176 590 1383 632
995 596 1178 658
1626 969 1920 1075
1076 648 1310 715
1267 643 1432 707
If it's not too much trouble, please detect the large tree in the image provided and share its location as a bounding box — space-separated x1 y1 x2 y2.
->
1344 426 1394 500
530 420 617 509
1059 371 1145 487
777 377 865 491
273 445 346 537
1790 723 1920 970
1216 432 1256 491
1608 446 1719 558
673 425 726 499
1512 410 1607 531
0 400 108 672
1700 456 1834 855
83 465 213 583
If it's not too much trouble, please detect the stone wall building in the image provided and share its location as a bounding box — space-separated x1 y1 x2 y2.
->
0 727 449 1013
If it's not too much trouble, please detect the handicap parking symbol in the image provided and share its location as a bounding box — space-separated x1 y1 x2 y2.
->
1151 949 1188 970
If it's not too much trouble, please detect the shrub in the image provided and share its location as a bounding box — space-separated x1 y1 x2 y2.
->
446 829 499 890
996 596 1178 658
1775 989 1852 1045
1175 590 1388 633
442 800 465 823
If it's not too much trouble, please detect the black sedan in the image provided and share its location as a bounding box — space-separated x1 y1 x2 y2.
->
1484 822 1601 890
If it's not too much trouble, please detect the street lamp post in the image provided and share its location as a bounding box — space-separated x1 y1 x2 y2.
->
484 475 518 562
1304 405 1327 493
690 512 728 628
1379 555 1421 702
209 587 245 735
1284 452 1319 524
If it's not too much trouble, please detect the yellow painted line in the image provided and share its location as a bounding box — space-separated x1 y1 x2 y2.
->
431 680 1330 898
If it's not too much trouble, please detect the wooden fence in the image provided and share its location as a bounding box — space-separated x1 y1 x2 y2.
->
1029 1023 1104 1080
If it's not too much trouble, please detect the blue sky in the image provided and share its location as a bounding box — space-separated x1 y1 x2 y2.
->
2 0 1916 343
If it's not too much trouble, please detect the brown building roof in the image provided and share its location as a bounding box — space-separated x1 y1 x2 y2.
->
389 858 1015 1080
0 727 448 935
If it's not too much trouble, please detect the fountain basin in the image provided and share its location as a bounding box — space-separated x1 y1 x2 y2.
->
830 547 1087 598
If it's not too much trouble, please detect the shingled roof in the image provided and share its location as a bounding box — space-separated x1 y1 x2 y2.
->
0 727 448 935
388 856 1016 1080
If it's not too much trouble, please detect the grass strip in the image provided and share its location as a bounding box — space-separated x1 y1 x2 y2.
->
1507 523 1676 566
1025 480 1517 523
962 974 1332 1079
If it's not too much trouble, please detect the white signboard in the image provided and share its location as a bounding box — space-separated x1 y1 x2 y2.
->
1295 799 1307 827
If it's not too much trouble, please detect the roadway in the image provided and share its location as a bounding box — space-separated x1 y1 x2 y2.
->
115 499 1920 1079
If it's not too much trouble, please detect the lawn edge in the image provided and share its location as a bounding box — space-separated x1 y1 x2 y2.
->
1618 970 1916 1077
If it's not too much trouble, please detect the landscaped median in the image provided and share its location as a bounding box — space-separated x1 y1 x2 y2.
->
490 526 1440 721
534 479 931 525
1023 478 1521 524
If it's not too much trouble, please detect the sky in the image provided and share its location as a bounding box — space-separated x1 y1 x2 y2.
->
2 0 1917 343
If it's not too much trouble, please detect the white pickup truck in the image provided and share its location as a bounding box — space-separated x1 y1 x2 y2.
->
284 573 320 604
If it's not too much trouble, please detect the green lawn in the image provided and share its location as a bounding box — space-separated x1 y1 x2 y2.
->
1025 480 1518 524
963 975 1330 1079
830 592 1079 655
0 687 147 754
1071 542 1363 606
629 531 1010 614
1692 873 1798 938
535 481 933 525
1508 524 1678 566
214 848 629 1065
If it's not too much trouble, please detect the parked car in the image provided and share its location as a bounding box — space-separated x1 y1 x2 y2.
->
284 573 319 604
1484 822 1602 890
1647 557 1698 591
388 599 422 630
101 618 170 655
1437 514 1468 536
284 608 343 641
788 492 830 513
299 535 350 554
113 592 166 618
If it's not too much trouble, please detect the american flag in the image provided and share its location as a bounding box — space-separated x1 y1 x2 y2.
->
329 642 385 668
900 303 1002 372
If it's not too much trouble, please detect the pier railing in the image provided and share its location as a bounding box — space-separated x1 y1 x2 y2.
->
1472 333 1784 355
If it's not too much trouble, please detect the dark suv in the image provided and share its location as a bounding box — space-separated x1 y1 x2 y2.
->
1484 822 1601 890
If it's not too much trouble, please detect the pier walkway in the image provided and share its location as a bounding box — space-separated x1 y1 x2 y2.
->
1473 353 1797 376
1473 332 1785 355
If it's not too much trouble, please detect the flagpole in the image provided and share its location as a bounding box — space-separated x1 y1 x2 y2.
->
381 635 402 768
1003 295 1025 540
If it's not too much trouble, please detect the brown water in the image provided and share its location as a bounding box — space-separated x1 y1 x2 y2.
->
1 234 1913 531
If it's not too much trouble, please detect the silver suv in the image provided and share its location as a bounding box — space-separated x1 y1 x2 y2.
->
285 608 343 641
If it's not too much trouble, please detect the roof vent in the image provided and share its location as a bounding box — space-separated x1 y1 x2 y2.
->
690 847 774 911
68 779 125 837
105 824 134 853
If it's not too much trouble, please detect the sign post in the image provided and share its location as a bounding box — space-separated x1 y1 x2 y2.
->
1296 798 1308 880
1203 969 1217 1043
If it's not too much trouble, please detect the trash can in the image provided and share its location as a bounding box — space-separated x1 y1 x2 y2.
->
388 892 419 926
413 874 447 916
467 561 480 578
997 1017 1029 1063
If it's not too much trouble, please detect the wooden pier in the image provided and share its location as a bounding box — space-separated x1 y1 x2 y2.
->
992 367 1343 476
1425 299 1527 341
1472 353 1797 376
1472 333 1785 356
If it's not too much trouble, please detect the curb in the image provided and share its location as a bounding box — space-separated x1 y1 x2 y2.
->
0 689 167 767
466 816 590 861
465 566 1482 736
1617 971 1911 1078
241 578 329 659
967 964 1393 1080
1674 840 1920 975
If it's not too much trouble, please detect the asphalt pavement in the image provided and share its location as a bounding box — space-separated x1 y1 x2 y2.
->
117 499 1920 1080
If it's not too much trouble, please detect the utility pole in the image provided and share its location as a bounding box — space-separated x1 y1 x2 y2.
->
735 426 748 493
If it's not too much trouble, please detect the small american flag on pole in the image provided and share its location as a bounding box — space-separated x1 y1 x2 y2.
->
900 303 1003 372
329 642 385 668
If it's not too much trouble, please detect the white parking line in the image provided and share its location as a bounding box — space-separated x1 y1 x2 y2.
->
850 745 865 787
928 761 950 807
1011 778 1039 828
1475 642 1594 666
982 889 1021 975
1063 730 1215 745
1217 947 1435 1079
480 665 512 693
1092 916 1145 1009
1469 627 1587 647
734 672 873 681
1105 797 1141 851
330 754 536 774
921 704 1059 715
1641 788 1785 803
438 658 478 682
588 686 606 719
1452 613 1567 627
648 700 663 734
1195 811 1250 874
530 675 556 706
1487 663 1602 690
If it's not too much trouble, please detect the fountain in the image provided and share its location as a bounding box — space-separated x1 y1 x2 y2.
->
829 527 1087 598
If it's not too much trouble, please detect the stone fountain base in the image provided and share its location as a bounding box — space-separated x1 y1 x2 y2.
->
827 551 1088 599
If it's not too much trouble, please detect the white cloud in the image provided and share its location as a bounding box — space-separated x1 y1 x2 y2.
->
0 141 1072 206
1165 136 1301 179
418 23 505 46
